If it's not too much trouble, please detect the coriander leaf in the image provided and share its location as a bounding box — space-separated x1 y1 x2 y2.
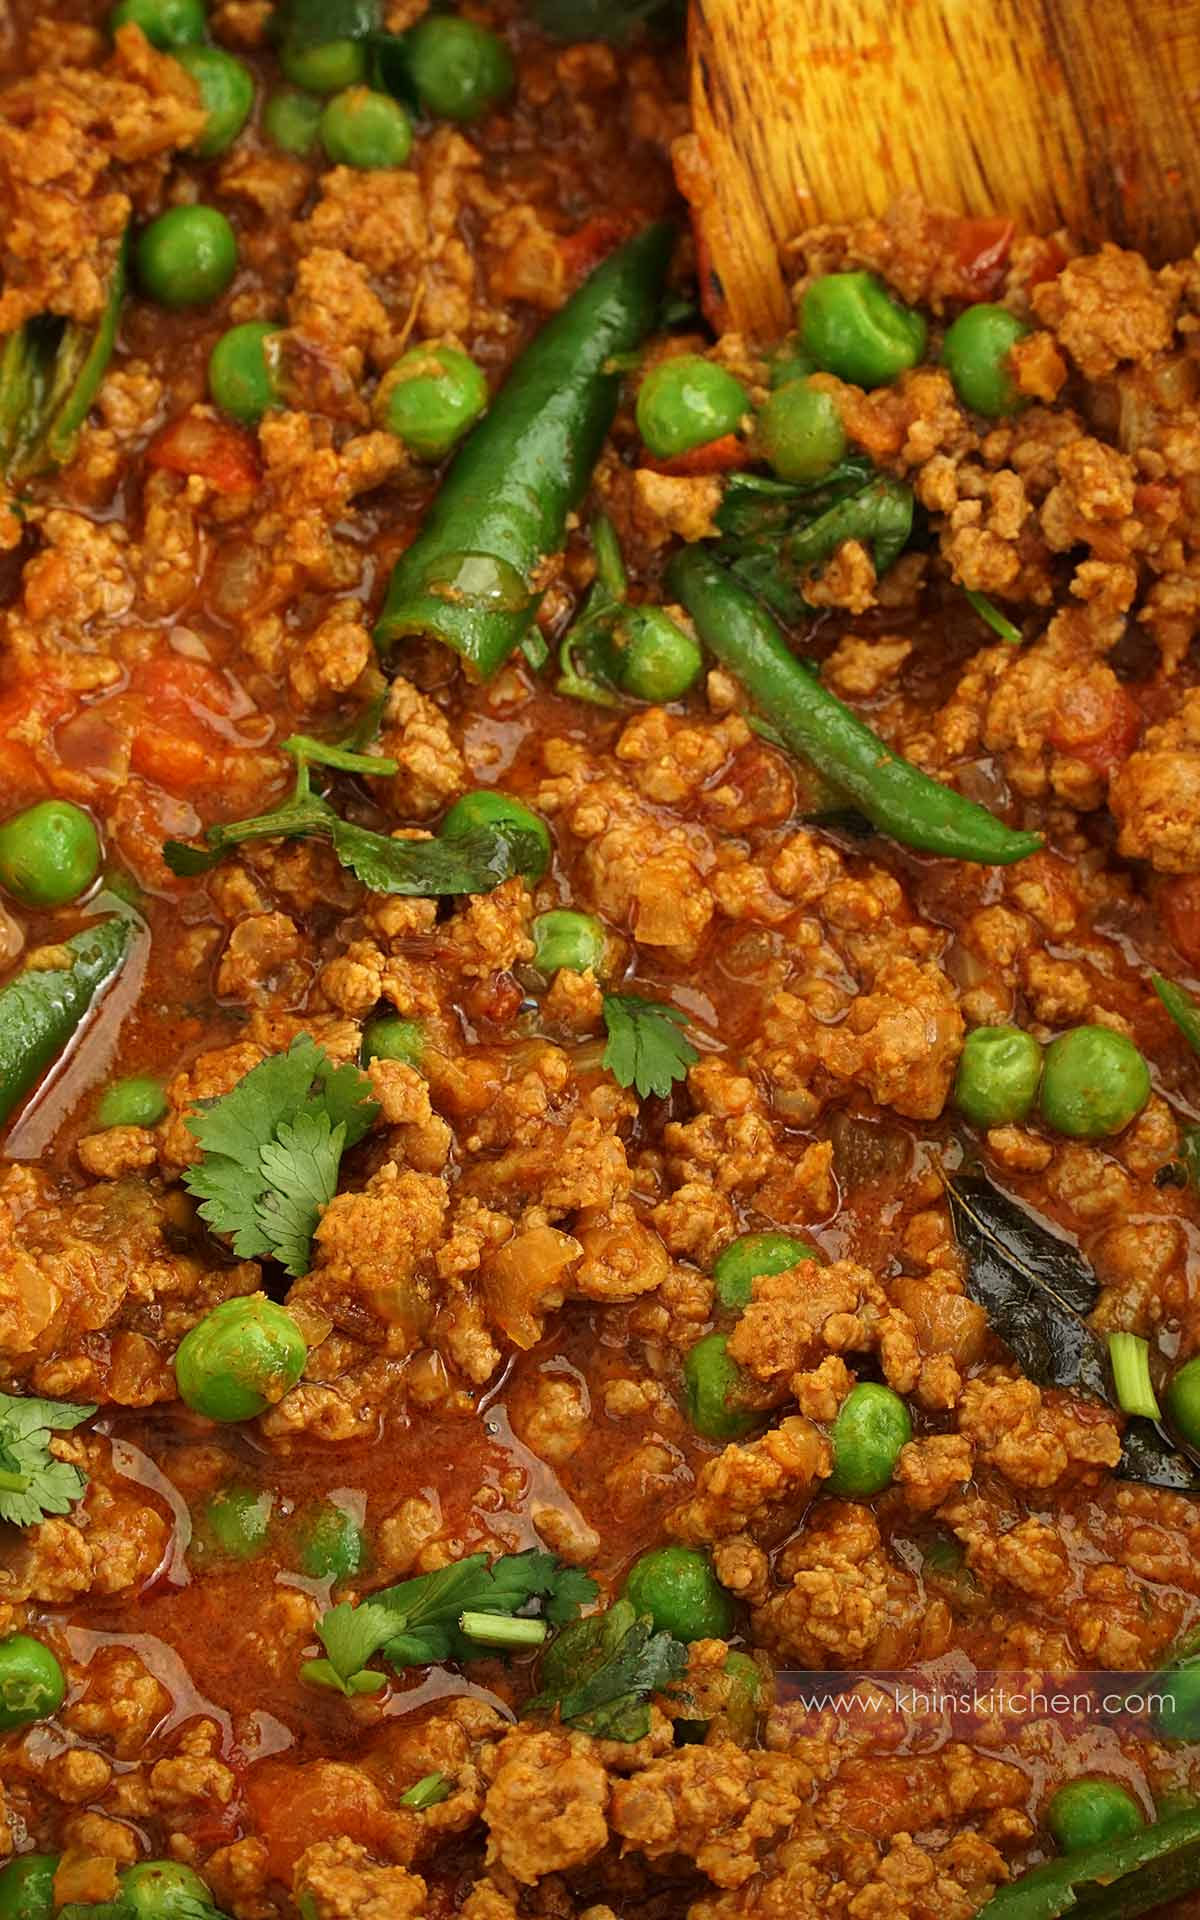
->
164 785 339 875
0 1392 95 1530
256 1111 346 1279
315 1598 401 1684
281 734 399 777
543 1564 600 1626
184 1036 378 1276
602 993 698 1099
165 755 544 899
306 1549 596 1690
525 1601 688 1742
327 817 545 897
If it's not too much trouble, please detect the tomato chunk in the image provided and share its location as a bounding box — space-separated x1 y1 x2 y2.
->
643 433 748 477
128 655 252 792
1047 675 1141 776
953 216 1015 299
1161 876 1200 970
147 411 260 493
245 1761 393 1883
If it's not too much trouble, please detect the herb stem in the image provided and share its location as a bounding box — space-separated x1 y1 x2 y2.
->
1109 1331 1163 1420
0 1465 29 1492
458 1611 549 1649
965 588 1024 646
399 1770 452 1810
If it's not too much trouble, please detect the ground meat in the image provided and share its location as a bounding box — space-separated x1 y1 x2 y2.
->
482 1729 610 1884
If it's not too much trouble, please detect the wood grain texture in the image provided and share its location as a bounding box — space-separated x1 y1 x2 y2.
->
683 0 1200 340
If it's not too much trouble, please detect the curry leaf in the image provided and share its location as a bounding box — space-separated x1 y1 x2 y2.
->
944 1172 1107 1398
1119 1419 1200 1493
945 1171 1200 1493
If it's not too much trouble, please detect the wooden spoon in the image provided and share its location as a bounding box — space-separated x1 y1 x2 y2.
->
680 0 1200 341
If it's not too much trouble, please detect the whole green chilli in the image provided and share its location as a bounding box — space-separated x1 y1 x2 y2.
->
667 546 1042 866
0 917 131 1129
375 222 673 677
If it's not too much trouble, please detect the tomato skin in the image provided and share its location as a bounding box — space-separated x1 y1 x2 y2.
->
559 213 638 285
953 216 1015 299
147 411 259 493
128 656 248 792
643 432 747 477
245 1761 393 1883
1161 876 1200 970
1047 675 1142 777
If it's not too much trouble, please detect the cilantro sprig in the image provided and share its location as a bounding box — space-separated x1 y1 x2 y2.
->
524 1598 689 1742
0 1392 95 1529
301 1548 598 1696
601 992 698 1099
184 1035 379 1278
164 738 543 898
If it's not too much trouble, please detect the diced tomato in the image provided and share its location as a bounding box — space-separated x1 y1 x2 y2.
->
952 216 1015 299
0 682 71 796
1047 675 1141 776
128 655 251 792
147 411 259 494
643 433 748 477
1024 234 1069 291
245 1762 391 1883
1161 876 1200 970
559 212 640 286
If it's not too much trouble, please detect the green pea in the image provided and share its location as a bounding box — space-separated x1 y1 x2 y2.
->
440 789 551 884
0 1634 65 1732
0 799 100 908
319 86 413 170
635 356 749 459
202 1483 273 1560
120 1862 216 1919
374 342 488 460
405 15 515 122
623 1545 734 1642
96 1075 168 1130
208 320 283 425
136 206 238 309
758 377 847 484
1166 1354 1200 1451
1045 1778 1145 1854
720 1649 762 1741
0 1854 59 1920
297 1500 365 1581
362 1015 424 1070
614 607 702 702
767 336 816 389
801 270 928 389
953 1025 1043 1129
263 86 324 155
825 1382 912 1496
175 46 253 157
174 1295 307 1422
1156 1655 1200 1742
109 0 206 51
279 37 366 93
531 909 607 978
942 303 1030 418
683 1332 759 1442
1039 1025 1151 1139
712 1231 818 1315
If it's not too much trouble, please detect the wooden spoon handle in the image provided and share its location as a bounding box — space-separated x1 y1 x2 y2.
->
682 0 1200 341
